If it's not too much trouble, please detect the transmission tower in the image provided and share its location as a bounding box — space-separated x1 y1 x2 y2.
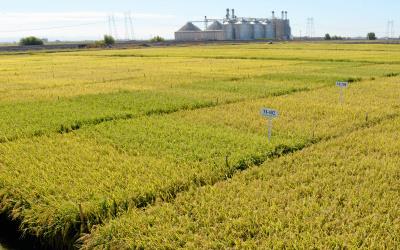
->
128 13 134 40
386 20 394 39
124 12 134 40
306 18 315 38
111 14 119 40
108 15 113 37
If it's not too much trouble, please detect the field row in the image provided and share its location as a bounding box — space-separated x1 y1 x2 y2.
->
2 45 400 103
0 76 399 247
1 58 399 142
0 57 320 102
83 113 400 249
1 43 400 248
74 43 400 64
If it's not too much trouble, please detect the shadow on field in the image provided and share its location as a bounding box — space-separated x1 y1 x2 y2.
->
0 213 42 250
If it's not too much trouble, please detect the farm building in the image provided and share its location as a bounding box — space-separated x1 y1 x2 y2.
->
175 22 225 41
175 9 292 41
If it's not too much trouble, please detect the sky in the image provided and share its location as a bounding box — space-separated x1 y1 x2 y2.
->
0 0 398 42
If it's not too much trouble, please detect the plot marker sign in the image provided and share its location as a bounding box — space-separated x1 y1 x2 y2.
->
261 108 279 142
336 81 348 104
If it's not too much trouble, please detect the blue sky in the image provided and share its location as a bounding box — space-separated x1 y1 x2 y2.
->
0 0 398 41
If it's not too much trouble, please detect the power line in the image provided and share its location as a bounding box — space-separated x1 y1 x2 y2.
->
0 13 133 40
0 21 105 33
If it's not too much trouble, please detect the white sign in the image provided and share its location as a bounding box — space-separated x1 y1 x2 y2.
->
261 108 279 142
336 81 348 104
261 108 279 118
336 82 348 88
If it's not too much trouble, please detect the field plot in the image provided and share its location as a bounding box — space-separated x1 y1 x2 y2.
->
84 116 400 249
0 43 400 249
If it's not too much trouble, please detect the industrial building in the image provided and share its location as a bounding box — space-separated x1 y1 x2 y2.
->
175 9 292 41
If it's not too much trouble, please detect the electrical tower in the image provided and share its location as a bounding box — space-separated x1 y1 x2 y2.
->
306 18 315 38
124 12 134 40
107 14 119 40
386 20 395 39
112 14 119 40
108 15 113 37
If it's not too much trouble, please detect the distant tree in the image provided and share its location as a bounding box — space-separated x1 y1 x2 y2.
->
150 36 165 42
324 34 331 40
367 32 377 40
19 36 44 46
331 35 344 40
103 35 115 46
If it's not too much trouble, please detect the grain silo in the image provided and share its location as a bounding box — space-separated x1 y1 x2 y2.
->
265 20 275 39
253 21 265 39
203 21 225 40
175 9 292 41
235 19 254 40
223 21 235 40
275 19 285 40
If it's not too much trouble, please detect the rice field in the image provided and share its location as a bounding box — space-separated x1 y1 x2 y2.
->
0 42 399 249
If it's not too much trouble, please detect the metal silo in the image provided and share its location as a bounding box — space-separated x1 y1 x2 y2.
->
223 22 235 40
265 20 275 39
234 21 241 40
235 20 253 40
207 21 223 31
275 19 285 40
253 21 265 39
175 22 203 41
284 20 292 40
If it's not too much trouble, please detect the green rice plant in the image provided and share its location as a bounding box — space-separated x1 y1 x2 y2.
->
0 90 215 142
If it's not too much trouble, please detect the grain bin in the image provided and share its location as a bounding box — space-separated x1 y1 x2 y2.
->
265 20 275 39
275 19 285 40
235 20 254 40
284 20 292 39
207 21 224 31
253 21 265 39
175 9 292 41
175 22 203 41
223 22 235 40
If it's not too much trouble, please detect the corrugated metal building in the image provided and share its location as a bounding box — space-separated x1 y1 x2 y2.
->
175 9 292 41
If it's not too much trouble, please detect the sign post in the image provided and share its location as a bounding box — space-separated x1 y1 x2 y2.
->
336 81 348 104
261 108 279 142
